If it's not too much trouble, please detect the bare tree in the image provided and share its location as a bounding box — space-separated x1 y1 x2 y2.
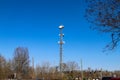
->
40 61 50 79
35 64 41 78
49 66 56 79
35 61 50 79
5 59 14 79
13 47 30 79
61 61 79 80
0 54 6 79
0 54 15 79
41 61 50 73
85 0 120 50
62 63 68 72
66 61 79 72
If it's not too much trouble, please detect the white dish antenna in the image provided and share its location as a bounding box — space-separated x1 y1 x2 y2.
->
59 25 64 29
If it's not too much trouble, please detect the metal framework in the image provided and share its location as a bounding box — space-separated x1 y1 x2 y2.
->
58 25 64 73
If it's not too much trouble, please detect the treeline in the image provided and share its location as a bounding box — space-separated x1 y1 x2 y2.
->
0 47 30 79
0 47 80 80
0 47 120 80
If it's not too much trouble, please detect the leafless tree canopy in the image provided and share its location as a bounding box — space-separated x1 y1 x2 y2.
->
85 0 120 50
13 47 30 79
1 51 120 79
65 61 79 72
0 54 6 79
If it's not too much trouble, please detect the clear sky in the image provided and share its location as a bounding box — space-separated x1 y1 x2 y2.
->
0 0 120 71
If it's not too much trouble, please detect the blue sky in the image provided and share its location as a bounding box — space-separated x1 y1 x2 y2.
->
0 0 120 71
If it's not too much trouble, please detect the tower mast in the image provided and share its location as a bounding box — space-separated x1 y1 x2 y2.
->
58 25 64 73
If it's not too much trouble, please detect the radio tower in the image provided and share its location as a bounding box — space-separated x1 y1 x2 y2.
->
58 25 64 73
